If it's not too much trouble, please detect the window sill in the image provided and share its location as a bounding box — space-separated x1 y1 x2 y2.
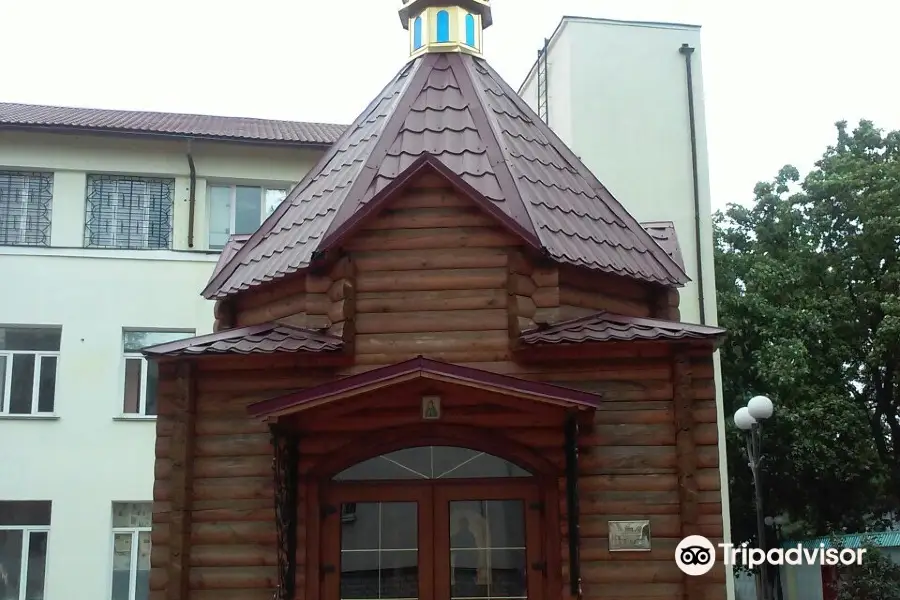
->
0 414 60 421
113 415 158 422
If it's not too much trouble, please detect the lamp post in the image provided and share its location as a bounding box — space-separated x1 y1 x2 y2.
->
765 515 786 600
734 395 775 600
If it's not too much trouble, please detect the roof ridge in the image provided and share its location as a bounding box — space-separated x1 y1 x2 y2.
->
0 101 345 129
448 54 538 240
476 58 690 286
200 60 423 299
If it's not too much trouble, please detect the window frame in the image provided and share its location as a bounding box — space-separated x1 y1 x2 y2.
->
0 350 59 416
84 174 174 250
205 183 288 250
0 523 51 600
0 170 54 247
109 503 152 600
119 329 194 419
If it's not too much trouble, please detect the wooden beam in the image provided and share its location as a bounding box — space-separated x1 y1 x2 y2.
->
672 347 699 600
166 363 196 600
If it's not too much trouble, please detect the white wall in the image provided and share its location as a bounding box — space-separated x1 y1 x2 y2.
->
0 130 323 600
520 17 733 600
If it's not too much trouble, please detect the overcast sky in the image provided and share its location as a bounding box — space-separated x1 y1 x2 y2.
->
1 0 896 211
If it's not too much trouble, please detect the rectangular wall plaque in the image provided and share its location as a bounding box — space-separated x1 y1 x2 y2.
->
608 520 651 551
422 395 441 420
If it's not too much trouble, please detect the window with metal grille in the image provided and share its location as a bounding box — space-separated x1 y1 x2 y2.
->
0 171 53 246
84 175 174 250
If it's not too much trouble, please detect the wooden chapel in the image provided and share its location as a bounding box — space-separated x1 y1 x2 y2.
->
144 1 729 599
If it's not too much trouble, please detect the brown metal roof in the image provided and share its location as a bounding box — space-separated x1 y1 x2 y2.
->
519 312 726 346
641 221 685 272
0 102 345 147
204 52 689 299
208 234 251 284
141 322 343 357
247 356 601 419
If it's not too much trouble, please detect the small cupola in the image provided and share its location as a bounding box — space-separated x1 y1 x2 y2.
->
399 0 492 58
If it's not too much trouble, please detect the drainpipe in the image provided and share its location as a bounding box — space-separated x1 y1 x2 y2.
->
186 139 197 248
678 43 706 324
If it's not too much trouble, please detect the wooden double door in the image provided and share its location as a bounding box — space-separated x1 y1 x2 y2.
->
321 480 546 600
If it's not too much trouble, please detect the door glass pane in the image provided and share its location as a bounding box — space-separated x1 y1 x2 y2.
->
25 530 48 600
0 529 23 598
449 500 527 600
340 502 417 600
334 447 531 481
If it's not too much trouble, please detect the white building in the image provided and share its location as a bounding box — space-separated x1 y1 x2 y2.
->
518 16 733 599
0 105 336 600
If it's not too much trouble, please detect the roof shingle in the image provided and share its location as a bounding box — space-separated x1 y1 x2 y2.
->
0 102 345 146
519 312 725 346
204 53 689 299
142 322 343 357
641 221 685 272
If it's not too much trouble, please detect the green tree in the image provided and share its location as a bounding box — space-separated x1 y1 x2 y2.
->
835 540 900 600
714 120 900 543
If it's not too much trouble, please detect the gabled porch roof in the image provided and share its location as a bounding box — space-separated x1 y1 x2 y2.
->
518 311 726 346
247 356 602 419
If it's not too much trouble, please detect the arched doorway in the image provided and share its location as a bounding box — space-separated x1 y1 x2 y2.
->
320 446 547 600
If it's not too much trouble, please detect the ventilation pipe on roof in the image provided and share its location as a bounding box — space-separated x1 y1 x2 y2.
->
186 139 197 249
679 43 706 325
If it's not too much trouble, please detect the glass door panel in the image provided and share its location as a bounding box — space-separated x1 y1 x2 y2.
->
449 500 528 600
339 501 419 600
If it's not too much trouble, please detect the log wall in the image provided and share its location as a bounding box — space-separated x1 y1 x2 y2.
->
149 177 725 600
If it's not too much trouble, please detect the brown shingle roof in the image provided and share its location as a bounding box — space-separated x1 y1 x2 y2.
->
519 312 726 346
203 52 689 299
0 102 345 146
641 221 685 272
209 234 252 284
141 322 343 357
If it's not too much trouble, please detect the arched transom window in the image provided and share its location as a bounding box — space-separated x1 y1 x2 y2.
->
333 446 532 481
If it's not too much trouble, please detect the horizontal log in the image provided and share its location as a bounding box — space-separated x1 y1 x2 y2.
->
328 299 354 323
592 405 675 424
581 446 676 473
357 267 507 293
502 427 565 449
190 521 277 545
560 285 652 317
364 206 496 230
189 566 278 590
192 476 273 501
190 591 275 600
328 279 353 302
170 434 271 458
514 295 536 318
531 286 560 308
531 266 558 288
697 469 721 491
569 560 684 584
584 423 677 446
235 293 306 327
389 189 470 209
148 567 167 591
355 309 507 334
192 498 274 515
357 288 507 313
558 379 673 401
694 401 718 423
345 227 518 252
190 544 277 567
559 265 651 300
191 456 272 479
355 330 509 354
695 422 719 445
580 583 682 598
508 273 536 296
565 536 680 562
354 350 512 365
576 474 678 493
191 416 269 437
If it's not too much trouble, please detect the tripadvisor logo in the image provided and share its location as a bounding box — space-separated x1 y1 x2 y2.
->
675 535 867 576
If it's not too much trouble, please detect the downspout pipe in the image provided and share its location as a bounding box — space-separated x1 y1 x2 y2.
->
186 139 197 248
679 43 707 325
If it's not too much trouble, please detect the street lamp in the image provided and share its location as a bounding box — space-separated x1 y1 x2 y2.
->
765 516 787 600
734 395 775 600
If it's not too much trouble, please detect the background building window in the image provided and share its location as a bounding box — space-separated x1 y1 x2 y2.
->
84 175 174 250
0 327 60 416
0 171 53 247
121 330 194 417
0 501 51 600
207 184 287 249
110 502 151 600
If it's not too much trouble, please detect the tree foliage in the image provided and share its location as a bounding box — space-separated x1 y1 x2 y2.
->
715 120 900 542
835 541 900 600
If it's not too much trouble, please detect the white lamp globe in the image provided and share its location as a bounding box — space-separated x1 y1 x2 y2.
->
734 407 756 431
747 395 774 420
